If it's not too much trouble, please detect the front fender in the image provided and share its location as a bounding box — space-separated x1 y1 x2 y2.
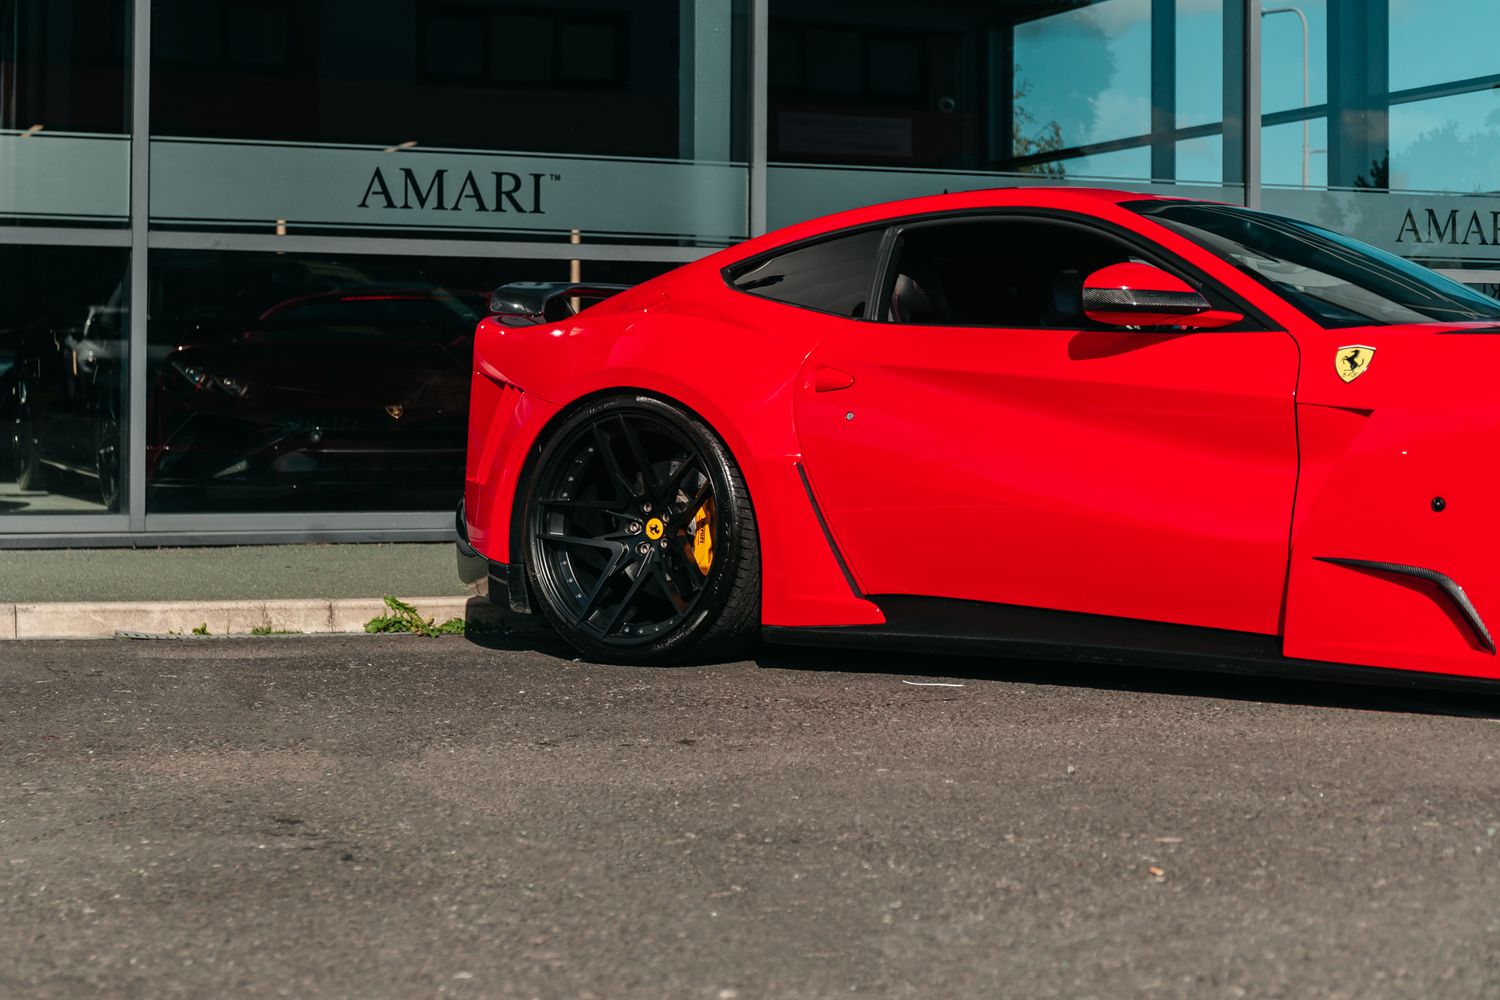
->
1284 332 1500 678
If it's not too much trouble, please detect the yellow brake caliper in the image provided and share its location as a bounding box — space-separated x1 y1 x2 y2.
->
690 499 715 575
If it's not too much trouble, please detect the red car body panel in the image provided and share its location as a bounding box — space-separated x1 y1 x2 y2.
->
795 321 1299 634
463 186 1500 683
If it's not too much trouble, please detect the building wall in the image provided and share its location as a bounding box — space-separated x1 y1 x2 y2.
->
2 0 1497 544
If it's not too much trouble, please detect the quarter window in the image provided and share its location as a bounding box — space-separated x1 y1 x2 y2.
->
727 228 885 317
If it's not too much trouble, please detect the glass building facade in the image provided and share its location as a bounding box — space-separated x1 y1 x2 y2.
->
2 0 1497 544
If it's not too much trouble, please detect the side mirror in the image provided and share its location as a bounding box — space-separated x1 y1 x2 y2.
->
1082 262 1242 330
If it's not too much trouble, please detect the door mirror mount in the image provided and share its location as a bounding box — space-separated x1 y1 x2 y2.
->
1082 262 1241 330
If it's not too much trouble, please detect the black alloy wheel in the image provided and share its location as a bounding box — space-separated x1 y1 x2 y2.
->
524 394 759 664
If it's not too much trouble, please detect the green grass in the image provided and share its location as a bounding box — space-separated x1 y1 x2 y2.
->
249 625 301 636
364 595 466 637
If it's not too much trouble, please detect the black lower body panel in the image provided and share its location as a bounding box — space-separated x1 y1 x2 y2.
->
762 595 1499 694
455 499 530 612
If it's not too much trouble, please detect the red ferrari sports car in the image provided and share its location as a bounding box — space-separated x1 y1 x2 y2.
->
458 187 1500 687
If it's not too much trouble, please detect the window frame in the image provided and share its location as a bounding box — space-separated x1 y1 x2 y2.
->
869 208 1272 332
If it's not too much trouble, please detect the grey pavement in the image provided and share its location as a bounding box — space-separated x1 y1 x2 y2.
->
4 635 1500 999
0 543 467 604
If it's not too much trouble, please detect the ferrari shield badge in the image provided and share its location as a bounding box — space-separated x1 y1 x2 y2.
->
1335 345 1375 383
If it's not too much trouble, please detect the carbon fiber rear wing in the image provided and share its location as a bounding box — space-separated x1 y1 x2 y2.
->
487 282 631 326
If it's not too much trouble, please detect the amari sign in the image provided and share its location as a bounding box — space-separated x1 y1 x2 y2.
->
357 166 558 216
1262 188 1500 267
148 138 749 244
1395 207 1500 250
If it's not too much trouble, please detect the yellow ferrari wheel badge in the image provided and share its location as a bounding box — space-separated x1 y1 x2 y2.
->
645 517 665 540
1336 344 1375 383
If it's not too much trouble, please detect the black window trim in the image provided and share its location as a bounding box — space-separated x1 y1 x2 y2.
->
723 206 1276 331
869 207 1273 332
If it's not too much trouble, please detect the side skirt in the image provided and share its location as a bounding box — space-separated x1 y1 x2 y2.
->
762 595 1500 694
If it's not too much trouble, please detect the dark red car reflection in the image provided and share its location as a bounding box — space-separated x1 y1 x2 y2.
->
147 287 485 511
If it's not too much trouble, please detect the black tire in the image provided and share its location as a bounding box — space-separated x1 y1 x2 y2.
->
94 403 120 510
522 394 759 664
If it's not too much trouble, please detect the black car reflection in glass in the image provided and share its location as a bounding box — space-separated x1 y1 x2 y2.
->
147 287 484 512
9 295 126 511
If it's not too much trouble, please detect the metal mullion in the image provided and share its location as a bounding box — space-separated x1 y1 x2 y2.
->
1389 72 1500 108
1243 0 1261 208
127 0 150 532
1150 0 1176 182
748 0 768 236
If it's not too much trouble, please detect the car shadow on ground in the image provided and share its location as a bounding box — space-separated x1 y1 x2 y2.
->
459 616 1500 721
751 643 1500 720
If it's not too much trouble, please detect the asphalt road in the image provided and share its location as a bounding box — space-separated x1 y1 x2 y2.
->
4 635 1500 999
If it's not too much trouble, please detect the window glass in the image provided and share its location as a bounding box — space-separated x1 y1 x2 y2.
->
765 0 1240 231
0 0 132 134
1175 0 1222 129
1389 91 1500 195
0 0 133 226
1 246 130 515
1130 201 1500 327
1015 0 1151 149
150 0 743 162
1389 0 1497 94
146 251 672 514
884 219 1138 328
727 229 885 317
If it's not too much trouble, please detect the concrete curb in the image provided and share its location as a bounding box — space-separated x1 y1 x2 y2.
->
0 596 519 640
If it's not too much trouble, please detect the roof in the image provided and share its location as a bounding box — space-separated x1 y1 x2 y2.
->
724 186 1200 262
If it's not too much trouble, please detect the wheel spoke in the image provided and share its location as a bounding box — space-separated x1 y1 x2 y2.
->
667 541 707 591
668 478 713 531
577 548 629 622
618 416 660 494
592 422 637 500
650 561 690 614
597 556 654 636
538 497 621 510
540 531 624 553
658 454 701 506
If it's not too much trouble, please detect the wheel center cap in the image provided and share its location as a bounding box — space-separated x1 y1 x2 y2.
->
645 518 665 540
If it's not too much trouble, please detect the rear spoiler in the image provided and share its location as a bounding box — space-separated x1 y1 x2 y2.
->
487 282 631 326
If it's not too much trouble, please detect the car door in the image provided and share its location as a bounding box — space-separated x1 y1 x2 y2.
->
794 213 1301 636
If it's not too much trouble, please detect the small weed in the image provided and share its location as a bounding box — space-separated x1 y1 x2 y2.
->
250 625 300 636
365 595 466 637
192 622 210 636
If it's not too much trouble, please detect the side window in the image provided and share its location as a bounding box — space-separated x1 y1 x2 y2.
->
886 219 1169 329
727 228 885 318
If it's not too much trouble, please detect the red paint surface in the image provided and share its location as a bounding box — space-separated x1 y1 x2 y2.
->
463 186 1500 680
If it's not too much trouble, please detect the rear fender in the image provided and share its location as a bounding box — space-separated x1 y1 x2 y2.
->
506 306 883 628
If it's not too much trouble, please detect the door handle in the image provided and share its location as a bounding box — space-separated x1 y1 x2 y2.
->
813 366 855 392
